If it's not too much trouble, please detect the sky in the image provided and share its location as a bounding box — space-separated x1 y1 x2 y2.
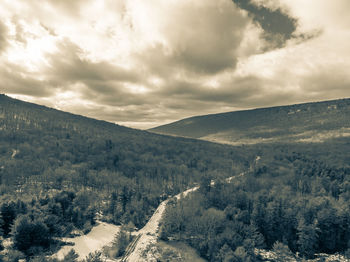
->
0 0 349 129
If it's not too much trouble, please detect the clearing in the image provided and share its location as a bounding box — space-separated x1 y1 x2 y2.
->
54 222 120 260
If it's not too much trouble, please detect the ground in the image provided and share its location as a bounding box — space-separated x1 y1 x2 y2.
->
54 222 120 260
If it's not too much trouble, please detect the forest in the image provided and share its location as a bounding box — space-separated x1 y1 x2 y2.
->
0 95 249 261
161 141 350 261
1 95 350 261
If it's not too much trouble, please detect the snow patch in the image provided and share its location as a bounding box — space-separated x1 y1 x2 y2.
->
54 222 120 260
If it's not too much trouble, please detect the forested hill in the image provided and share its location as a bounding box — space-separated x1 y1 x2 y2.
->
0 93 249 192
2 94 350 261
149 98 350 145
0 94 252 259
0 93 138 135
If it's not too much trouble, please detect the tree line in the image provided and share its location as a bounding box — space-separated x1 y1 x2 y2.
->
161 148 350 261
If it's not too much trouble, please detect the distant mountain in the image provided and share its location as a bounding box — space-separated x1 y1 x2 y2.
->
149 98 350 145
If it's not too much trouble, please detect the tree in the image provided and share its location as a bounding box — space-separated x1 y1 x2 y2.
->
83 251 103 262
297 218 319 258
199 173 212 194
0 215 3 237
62 249 79 262
216 244 235 262
29 255 58 262
272 241 294 262
112 226 132 258
4 249 25 262
233 246 251 262
0 201 16 236
12 215 50 256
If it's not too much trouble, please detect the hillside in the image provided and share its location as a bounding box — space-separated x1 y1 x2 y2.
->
1 94 350 261
0 94 249 260
149 98 350 145
0 93 247 200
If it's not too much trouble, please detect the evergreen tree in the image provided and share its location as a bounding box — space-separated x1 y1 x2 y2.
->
0 201 16 236
0 214 3 237
216 244 235 262
112 226 132 258
297 218 319 258
12 215 50 256
272 241 294 262
83 251 103 262
62 249 79 262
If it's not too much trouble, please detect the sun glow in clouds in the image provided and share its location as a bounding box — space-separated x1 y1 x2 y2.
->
126 84 149 94
1 0 350 128
4 19 57 71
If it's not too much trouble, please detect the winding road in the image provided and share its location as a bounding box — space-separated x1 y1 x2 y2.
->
121 186 200 262
120 172 246 261
53 171 246 261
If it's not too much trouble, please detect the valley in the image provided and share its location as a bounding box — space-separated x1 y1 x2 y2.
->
1 95 350 261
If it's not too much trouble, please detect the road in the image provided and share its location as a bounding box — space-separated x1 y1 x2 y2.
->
53 171 246 261
121 173 245 261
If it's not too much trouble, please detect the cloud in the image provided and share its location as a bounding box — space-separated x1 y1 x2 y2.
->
301 68 350 99
44 0 90 17
233 0 297 49
150 76 261 104
1 0 350 129
0 62 52 97
133 0 250 75
0 21 8 53
45 40 141 86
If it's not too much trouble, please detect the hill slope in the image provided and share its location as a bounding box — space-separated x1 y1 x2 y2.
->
0 94 248 231
149 98 350 145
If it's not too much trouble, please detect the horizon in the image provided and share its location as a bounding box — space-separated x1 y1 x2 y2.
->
1 0 350 129
4 93 349 130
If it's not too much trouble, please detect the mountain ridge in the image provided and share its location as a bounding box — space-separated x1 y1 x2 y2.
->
149 97 350 144
0 94 137 133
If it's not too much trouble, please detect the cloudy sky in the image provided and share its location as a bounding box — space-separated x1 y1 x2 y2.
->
1 0 349 129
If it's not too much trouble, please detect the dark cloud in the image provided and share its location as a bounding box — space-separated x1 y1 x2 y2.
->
46 41 141 85
79 83 151 107
232 0 297 48
151 76 261 104
123 75 274 124
93 104 157 122
0 63 52 97
42 39 144 104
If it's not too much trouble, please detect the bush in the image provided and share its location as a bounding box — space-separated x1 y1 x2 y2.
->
345 248 350 259
29 255 58 262
272 241 294 262
83 251 103 262
4 249 25 262
112 226 132 258
62 249 79 262
12 215 50 256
